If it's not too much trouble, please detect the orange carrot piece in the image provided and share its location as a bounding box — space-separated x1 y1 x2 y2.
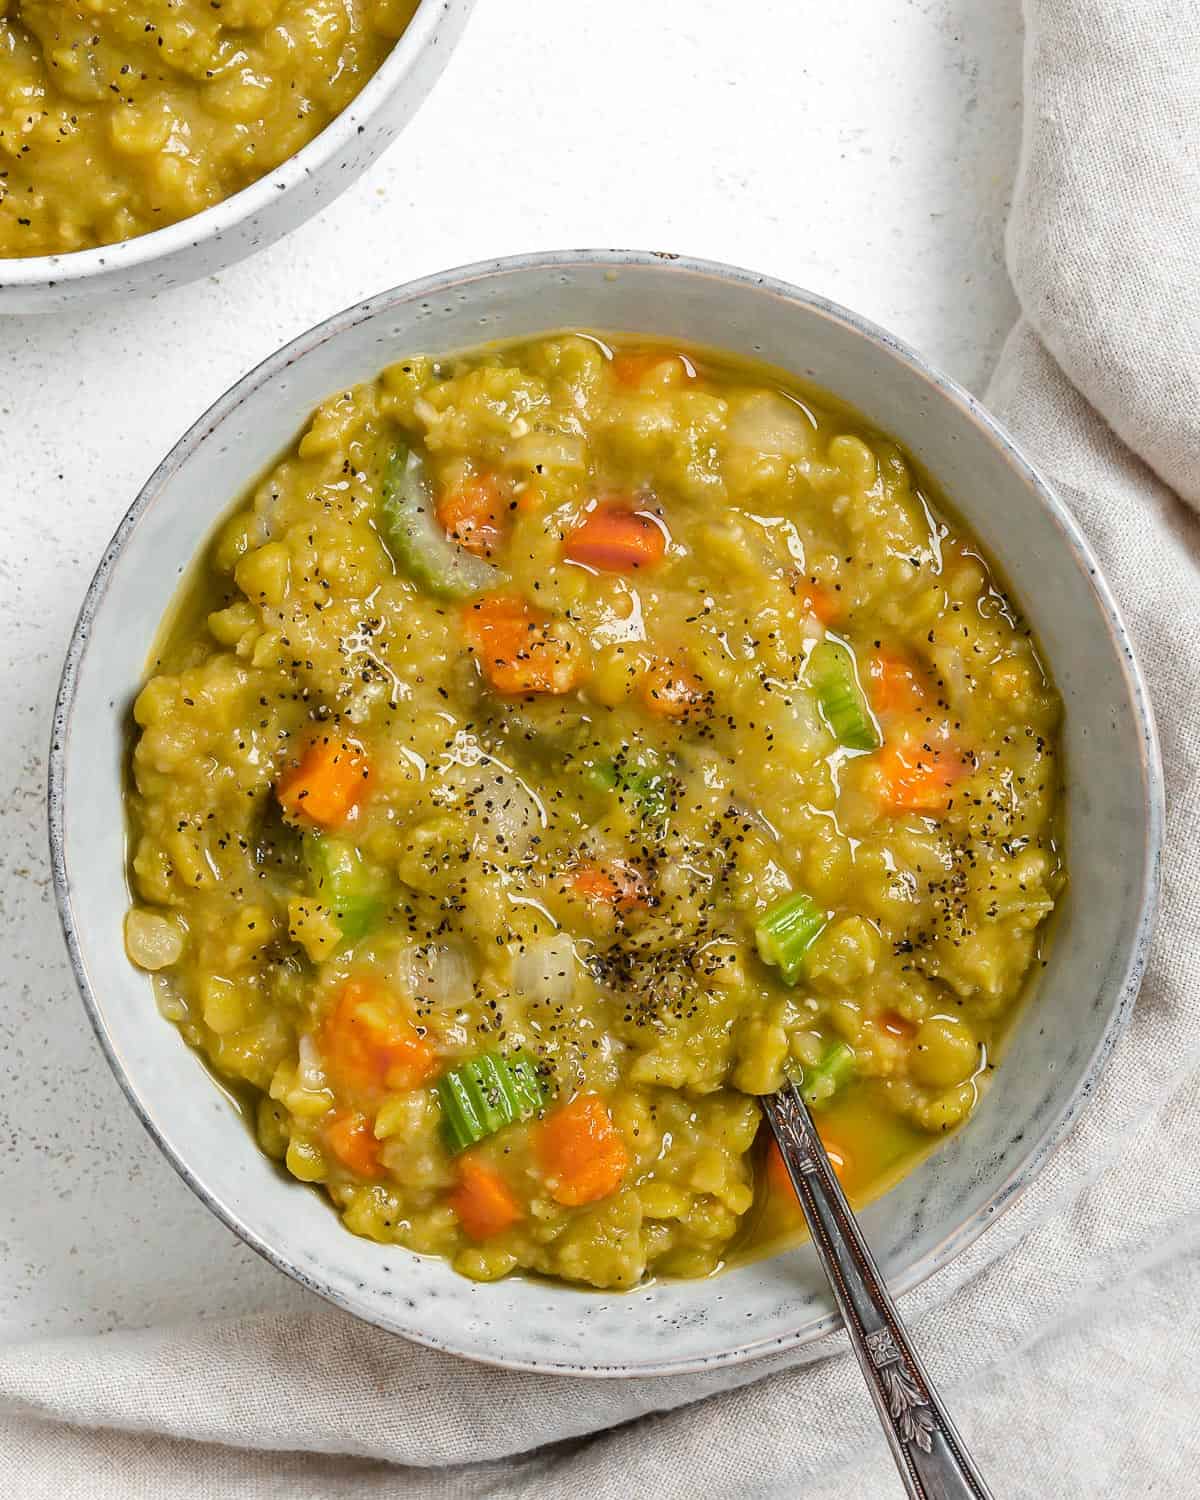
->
515 479 545 514
436 471 506 558
878 1010 918 1042
321 977 436 1100
563 505 666 573
570 860 648 910
876 737 964 814
449 1156 523 1240
639 657 709 721
326 1110 383 1178
610 351 688 389
537 1094 629 1207
766 1134 848 1197
277 737 369 828
462 593 585 697
868 650 928 718
793 579 840 626
611 352 659 387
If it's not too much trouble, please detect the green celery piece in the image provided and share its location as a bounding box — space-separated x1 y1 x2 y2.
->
304 835 387 944
378 440 500 600
465 1054 512 1136
809 639 881 751
437 1050 546 1153
801 1042 857 1109
439 1072 484 1154
755 890 828 985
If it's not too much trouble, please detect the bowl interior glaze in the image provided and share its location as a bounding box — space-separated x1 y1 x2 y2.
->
50 252 1161 1375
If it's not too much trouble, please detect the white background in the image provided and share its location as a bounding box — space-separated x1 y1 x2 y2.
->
0 0 1023 1343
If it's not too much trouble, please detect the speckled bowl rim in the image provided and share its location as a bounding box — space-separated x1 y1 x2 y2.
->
47 250 1164 1377
0 0 464 291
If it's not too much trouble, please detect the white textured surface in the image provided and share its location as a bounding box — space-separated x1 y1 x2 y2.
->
0 0 1023 1344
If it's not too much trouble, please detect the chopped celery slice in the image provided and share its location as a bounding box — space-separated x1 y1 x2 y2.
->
755 890 828 984
801 1042 857 1109
437 1050 547 1153
303 834 388 944
378 440 500 600
809 639 881 751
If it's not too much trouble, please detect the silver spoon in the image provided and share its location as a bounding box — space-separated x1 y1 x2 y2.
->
761 1079 994 1500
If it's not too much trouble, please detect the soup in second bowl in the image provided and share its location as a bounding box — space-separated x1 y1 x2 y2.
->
123 334 1063 1288
0 0 418 257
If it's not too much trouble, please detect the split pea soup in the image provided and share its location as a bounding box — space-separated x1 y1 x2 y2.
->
124 334 1063 1290
0 0 418 257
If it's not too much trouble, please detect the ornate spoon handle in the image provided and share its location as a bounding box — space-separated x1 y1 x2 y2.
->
762 1080 994 1500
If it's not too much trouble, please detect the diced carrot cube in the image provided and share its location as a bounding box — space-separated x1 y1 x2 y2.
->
766 1134 849 1199
563 504 667 572
462 593 585 696
876 737 965 814
277 737 369 828
320 978 436 1101
793 579 840 626
610 351 689 389
449 1156 523 1239
639 657 709 720
570 860 648 910
436 471 506 558
326 1110 383 1178
537 1094 628 1207
868 650 928 717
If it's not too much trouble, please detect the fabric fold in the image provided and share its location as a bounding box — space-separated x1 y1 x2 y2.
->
1007 0 1200 505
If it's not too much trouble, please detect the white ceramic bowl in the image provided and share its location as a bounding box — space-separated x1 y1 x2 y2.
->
0 0 474 316
49 251 1163 1375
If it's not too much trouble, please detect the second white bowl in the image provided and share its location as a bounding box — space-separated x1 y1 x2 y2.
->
0 0 474 315
49 251 1162 1374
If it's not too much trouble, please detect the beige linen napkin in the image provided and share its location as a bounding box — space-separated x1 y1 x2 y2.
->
5 0 1199 1492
